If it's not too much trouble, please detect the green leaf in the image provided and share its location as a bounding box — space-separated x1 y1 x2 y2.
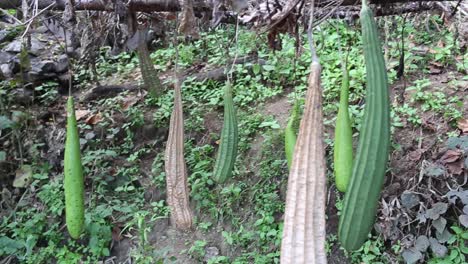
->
252 64 261 75
259 120 280 129
0 115 13 130
13 165 33 188
0 151 6 162
0 236 24 255
460 246 468 254
448 249 458 260
461 232 468 240
262 65 275 71
450 226 462 235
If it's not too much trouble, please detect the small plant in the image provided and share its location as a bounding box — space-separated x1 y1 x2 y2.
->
349 236 387 264
34 81 59 105
428 226 468 264
187 240 208 260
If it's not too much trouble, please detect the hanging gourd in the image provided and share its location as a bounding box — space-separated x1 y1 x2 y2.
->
339 0 391 251
334 60 353 192
213 81 238 183
64 96 85 239
280 59 327 263
165 78 194 230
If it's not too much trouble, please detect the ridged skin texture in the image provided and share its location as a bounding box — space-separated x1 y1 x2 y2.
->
285 102 300 169
280 61 327 264
165 80 194 230
213 82 238 183
334 65 353 192
338 0 391 251
64 97 85 239
137 41 162 97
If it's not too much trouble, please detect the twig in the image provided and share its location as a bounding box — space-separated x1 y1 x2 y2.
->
0 8 22 24
173 15 181 87
311 0 344 28
20 3 55 39
227 16 240 83
450 0 463 17
307 0 318 62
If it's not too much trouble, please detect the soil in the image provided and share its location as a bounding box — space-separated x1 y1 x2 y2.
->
117 68 466 264
1 60 465 264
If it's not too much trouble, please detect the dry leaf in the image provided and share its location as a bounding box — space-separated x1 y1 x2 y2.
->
440 149 461 164
121 96 139 111
75 110 90 121
163 12 177 20
85 112 102 125
112 226 122 242
409 150 423 161
428 64 443 75
437 40 445 48
458 119 468 134
13 165 33 188
446 160 464 175
178 0 200 39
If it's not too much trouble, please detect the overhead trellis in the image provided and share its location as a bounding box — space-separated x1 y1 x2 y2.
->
1 0 464 35
0 0 461 13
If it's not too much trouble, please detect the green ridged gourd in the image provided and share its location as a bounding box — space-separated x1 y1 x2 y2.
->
338 0 391 251
334 63 353 192
64 96 85 239
213 82 238 183
284 101 300 169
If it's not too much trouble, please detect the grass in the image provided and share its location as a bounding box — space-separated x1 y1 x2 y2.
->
0 14 466 263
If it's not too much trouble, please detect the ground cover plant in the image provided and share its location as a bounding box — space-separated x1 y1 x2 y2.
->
0 2 467 263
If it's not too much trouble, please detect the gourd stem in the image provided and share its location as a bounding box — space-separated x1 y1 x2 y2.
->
307 0 319 63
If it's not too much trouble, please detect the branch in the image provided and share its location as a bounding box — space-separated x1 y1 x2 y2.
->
0 0 458 12
0 0 210 12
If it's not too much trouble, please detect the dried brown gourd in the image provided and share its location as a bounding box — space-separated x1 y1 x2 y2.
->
165 78 194 230
280 60 327 264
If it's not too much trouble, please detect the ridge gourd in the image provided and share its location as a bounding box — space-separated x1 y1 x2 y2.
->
338 0 391 251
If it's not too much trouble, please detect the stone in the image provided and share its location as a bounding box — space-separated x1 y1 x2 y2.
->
8 58 21 75
204 246 219 262
30 37 46 56
0 51 13 65
55 54 69 73
4 40 22 53
31 60 56 75
0 64 12 78
0 30 8 43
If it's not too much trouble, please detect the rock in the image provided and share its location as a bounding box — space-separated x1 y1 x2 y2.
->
33 26 50 34
30 37 46 56
0 30 9 43
30 60 56 75
0 51 13 65
10 88 34 105
42 18 66 38
55 54 69 73
57 73 71 94
204 246 220 262
4 40 22 53
0 64 12 78
27 71 57 82
8 58 21 75
110 238 132 264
